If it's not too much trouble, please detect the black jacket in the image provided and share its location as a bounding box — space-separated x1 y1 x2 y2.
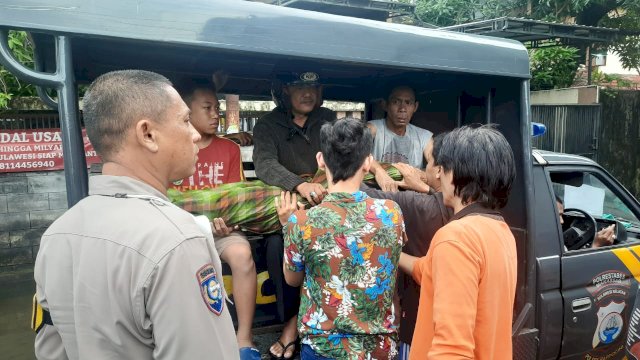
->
253 106 336 191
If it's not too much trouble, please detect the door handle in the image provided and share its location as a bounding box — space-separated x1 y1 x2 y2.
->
572 297 592 312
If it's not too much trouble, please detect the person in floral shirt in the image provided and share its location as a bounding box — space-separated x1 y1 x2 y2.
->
276 118 406 359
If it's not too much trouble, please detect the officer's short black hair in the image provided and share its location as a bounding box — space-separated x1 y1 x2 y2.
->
83 70 173 159
320 118 372 184
436 125 515 209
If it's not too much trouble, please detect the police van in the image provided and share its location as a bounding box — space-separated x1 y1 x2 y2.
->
2 1 640 358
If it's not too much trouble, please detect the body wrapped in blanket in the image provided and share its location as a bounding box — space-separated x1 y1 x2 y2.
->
168 163 402 234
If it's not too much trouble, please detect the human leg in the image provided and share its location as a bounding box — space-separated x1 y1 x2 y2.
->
265 233 301 321
269 317 299 359
217 233 257 350
265 233 301 359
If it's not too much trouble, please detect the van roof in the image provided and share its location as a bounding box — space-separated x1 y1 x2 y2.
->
0 0 530 92
532 149 598 166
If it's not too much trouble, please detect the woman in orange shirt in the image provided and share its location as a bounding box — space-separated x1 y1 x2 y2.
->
399 125 518 360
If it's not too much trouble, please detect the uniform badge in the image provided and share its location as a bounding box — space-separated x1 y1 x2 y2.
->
196 264 224 315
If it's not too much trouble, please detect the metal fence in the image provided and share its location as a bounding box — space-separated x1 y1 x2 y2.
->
0 111 62 130
0 111 270 133
531 104 602 160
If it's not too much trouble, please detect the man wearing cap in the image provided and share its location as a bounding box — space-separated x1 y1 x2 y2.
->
254 71 398 359
253 71 334 359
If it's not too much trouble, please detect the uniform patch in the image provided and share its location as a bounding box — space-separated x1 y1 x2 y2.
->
196 264 224 315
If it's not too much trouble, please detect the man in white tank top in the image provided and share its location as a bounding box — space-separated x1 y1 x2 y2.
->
368 86 432 169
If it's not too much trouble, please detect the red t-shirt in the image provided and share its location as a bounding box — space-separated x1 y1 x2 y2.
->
171 136 244 191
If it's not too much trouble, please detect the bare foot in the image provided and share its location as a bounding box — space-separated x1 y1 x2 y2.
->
269 318 298 358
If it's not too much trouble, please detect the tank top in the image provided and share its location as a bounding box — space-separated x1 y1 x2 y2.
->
370 119 432 168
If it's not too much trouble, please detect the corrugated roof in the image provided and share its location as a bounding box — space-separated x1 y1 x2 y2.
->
444 17 619 47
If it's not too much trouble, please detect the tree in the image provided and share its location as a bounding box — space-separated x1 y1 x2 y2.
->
529 46 580 90
0 31 37 109
414 0 640 75
601 7 640 75
414 0 525 27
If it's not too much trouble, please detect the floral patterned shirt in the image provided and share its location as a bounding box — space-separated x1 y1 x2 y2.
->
284 191 406 359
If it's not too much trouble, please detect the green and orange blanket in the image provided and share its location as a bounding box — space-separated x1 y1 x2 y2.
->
168 163 402 234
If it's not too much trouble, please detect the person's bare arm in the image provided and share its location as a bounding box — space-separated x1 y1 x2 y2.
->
370 159 399 192
283 265 304 287
282 204 307 288
365 122 399 192
399 252 418 275
223 132 253 146
366 122 378 138
394 162 430 193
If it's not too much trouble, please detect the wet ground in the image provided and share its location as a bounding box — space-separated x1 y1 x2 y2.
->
0 265 297 360
0 265 36 360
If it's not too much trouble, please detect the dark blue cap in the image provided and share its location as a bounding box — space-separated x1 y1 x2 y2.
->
277 71 321 86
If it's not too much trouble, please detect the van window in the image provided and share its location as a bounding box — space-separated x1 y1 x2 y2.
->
551 171 640 249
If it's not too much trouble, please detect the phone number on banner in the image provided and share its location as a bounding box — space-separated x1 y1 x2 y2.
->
0 161 57 171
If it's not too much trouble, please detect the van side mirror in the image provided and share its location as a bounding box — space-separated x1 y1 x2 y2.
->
615 220 628 244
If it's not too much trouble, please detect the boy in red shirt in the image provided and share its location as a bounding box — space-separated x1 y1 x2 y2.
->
172 81 259 360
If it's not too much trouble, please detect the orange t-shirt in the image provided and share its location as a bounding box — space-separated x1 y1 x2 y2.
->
171 136 244 191
410 214 517 360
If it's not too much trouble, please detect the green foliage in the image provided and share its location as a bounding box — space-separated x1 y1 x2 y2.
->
0 31 37 109
414 0 640 74
528 0 593 21
529 46 579 90
601 7 640 75
591 68 633 87
414 0 525 27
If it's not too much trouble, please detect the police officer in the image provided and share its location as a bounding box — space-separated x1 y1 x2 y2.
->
33 70 239 359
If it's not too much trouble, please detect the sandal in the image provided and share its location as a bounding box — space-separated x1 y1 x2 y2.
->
268 338 299 360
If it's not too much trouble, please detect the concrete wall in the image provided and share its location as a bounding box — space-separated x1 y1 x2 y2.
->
0 171 67 268
531 85 599 105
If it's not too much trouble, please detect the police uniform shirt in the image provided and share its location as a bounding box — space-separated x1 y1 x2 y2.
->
33 175 239 360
